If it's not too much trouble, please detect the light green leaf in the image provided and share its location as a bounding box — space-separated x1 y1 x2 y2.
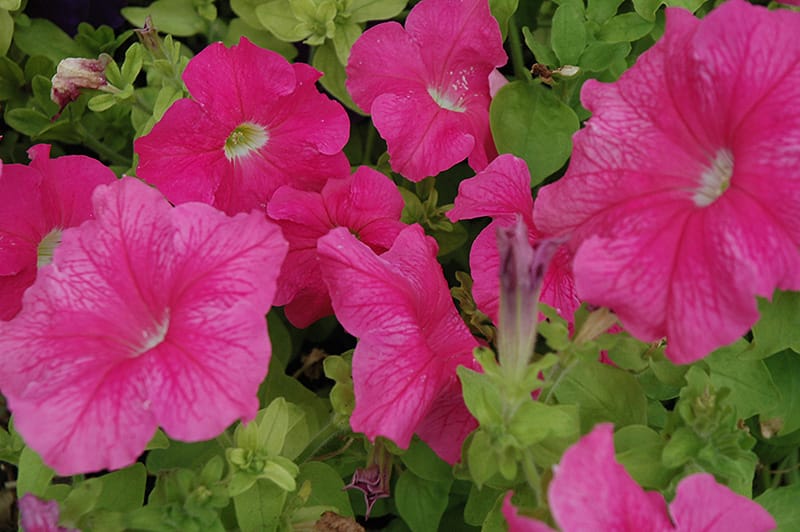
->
488 0 519 40
224 18 298 60
0 9 12 56
297 462 354 517
508 402 579 447
458 367 504 427
762 350 800 436
234 479 287 532
579 41 630 72
554 359 648 431
94 463 147 511
467 430 499 488
395 470 452 532
597 13 654 43
332 22 361 65
13 18 91 63
522 26 557 66
752 291 800 358
756 484 800 532
614 425 673 489
88 93 117 112
312 40 365 114
0 0 20 9
122 0 207 37
490 81 579 184
632 0 662 21
255 0 310 42
401 439 452 483
551 3 586 64
17 447 54 498
705 341 780 420
349 0 408 23
120 43 143 86
587 0 624 24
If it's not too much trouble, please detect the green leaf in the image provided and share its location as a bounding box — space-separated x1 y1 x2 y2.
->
551 3 586 65
60 479 103 524
121 43 143 86
579 41 630 72
312 40 362 114
458 366 504 427
297 462 354 516
94 463 147 511
613 425 673 489
597 13 654 43
401 439 452 483
705 341 780 419
0 0 20 10
522 26 557 66
464 484 502 527
752 291 800 358
761 350 800 436
756 484 800 532
258 398 291 456
349 0 408 23
146 438 223 473
508 402 579 447
224 18 298 61
332 22 361 65
88 93 118 112
17 446 54 497
122 0 207 37
0 55 25 99
395 470 452 532
488 0 519 40
13 18 91 62
490 81 579 184
586 0 624 24
0 9 12 56
633 0 662 21
664 0 706 13
466 430 499 487
234 479 287 532
261 456 299 491
255 0 309 42
5 107 52 137
553 359 648 431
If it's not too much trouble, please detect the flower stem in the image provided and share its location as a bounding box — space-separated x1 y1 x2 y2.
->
508 16 531 82
297 417 346 464
75 123 132 169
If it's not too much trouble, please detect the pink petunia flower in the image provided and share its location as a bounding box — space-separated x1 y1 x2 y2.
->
317 225 479 464
346 0 506 182
448 154 579 325
267 166 406 328
0 178 287 475
503 424 775 531
135 37 350 215
534 0 800 363
18 494 77 532
0 144 115 320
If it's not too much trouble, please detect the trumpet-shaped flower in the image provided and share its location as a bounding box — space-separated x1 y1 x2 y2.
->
448 154 579 324
0 144 115 320
317 225 479 463
0 178 287 475
503 424 775 531
135 37 350 215
534 0 800 363
346 0 506 182
267 166 406 328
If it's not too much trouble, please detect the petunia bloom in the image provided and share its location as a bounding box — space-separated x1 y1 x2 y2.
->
317 225 479 464
135 37 350 215
0 178 287 475
534 0 800 363
346 0 506 182
266 166 406 328
447 154 579 325
503 424 775 531
0 144 115 320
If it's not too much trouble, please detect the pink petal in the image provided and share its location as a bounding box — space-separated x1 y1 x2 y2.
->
548 424 673 531
0 178 287 474
317 226 478 461
670 473 776 532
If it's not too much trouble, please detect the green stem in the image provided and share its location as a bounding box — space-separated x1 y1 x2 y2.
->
297 418 345 464
789 449 800 485
75 123 132 168
508 16 531 81
540 356 577 405
362 123 377 165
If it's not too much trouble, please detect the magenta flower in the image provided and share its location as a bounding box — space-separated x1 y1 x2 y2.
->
448 155 579 325
504 424 775 531
135 37 350 215
317 225 479 464
267 167 406 328
346 0 506 182
0 178 287 475
0 144 115 320
18 494 77 532
534 0 800 363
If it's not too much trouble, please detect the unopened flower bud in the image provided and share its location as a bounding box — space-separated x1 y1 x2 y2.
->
497 217 563 374
50 55 112 112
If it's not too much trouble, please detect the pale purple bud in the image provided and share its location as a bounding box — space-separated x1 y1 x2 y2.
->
497 217 562 373
135 16 163 58
343 443 393 519
18 494 77 532
50 55 111 111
